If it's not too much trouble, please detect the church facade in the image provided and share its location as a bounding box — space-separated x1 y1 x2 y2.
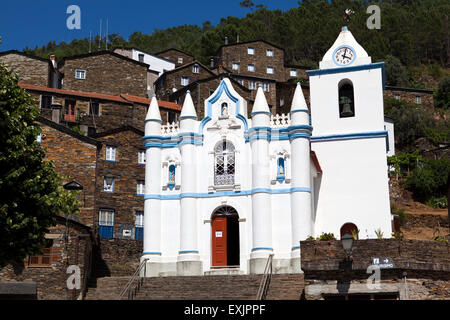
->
141 27 392 277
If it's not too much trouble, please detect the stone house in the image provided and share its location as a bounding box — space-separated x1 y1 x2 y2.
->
154 48 195 67
384 86 434 110
58 51 149 97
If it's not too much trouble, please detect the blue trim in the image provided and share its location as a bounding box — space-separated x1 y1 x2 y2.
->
291 246 301 250
251 247 273 252
145 118 163 123
250 110 272 116
142 252 162 255
307 62 385 77
311 131 387 143
332 45 357 67
290 109 309 114
144 187 311 200
179 250 199 254
179 115 197 120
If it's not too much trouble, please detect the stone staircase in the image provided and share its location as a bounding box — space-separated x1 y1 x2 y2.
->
84 273 304 300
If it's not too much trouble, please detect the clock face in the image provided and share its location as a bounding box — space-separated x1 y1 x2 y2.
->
334 47 355 66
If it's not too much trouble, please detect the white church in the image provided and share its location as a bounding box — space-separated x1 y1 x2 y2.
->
141 27 392 277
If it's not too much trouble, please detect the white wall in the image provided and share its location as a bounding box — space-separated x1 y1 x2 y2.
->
132 49 175 76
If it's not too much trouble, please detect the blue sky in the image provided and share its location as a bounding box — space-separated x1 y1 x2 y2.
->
0 0 300 51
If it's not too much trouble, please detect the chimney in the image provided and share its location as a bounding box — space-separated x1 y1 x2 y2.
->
224 37 228 45
49 55 57 69
210 58 214 68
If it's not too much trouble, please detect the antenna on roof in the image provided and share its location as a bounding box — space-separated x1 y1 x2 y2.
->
99 19 102 50
237 34 239 43
106 19 109 50
89 31 92 53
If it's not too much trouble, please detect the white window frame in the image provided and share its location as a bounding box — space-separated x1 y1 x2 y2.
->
105 146 116 161
138 150 146 164
181 76 189 86
266 66 274 74
394 94 400 101
99 209 114 226
137 180 145 195
75 69 86 80
247 47 255 55
232 62 239 71
290 69 297 77
248 64 255 72
263 82 270 92
178 57 183 64
249 80 257 90
416 96 422 104
266 49 274 57
192 64 199 74
103 177 114 193
135 211 144 227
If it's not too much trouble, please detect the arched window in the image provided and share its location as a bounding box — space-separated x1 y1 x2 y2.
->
168 164 176 190
338 80 355 118
214 140 235 186
277 157 285 183
340 223 359 239
220 102 229 118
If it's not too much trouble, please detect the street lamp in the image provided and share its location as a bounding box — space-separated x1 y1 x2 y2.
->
341 233 354 260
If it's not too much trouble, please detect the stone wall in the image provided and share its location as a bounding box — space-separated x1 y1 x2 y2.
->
0 218 93 300
62 53 147 97
384 87 434 109
300 239 450 300
0 52 50 87
39 118 99 226
156 49 194 67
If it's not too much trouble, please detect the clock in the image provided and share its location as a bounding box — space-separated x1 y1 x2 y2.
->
334 46 355 66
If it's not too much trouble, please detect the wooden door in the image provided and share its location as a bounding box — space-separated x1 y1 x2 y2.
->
212 216 227 266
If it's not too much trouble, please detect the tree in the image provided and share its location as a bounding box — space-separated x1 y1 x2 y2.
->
384 55 409 87
0 64 79 267
434 76 450 110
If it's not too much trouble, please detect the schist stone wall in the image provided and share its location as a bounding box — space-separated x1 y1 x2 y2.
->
39 117 99 227
94 129 145 228
276 82 311 115
384 87 434 109
0 218 93 300
62 53 148 97
300 239 450 300
156 49 194 67
0 52 50 87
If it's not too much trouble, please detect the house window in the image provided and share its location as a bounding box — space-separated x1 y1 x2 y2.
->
232 62 240 71
416 96 422 104
214 140 235 186
40 95 52 109
338 79 355 118
263 82 270 92
103 175 114 193
105 146 116 161
75 69 86 79
248 64 255 72
236 79 244 86
266 49 274 57
248 80 257 90
192 64 199 74
137 180 145 195
99 209 115 239
138 150 146 164
280 97 285 107
37 133 42 144
181 76 189 86
168 111 177 123
135 211 144 241
28 239 55 267
138 53 144 63
290 69 297 77
394 94 400 101
266 66 274 74
89 101 100 116
248 47 255 55
178 57 183 64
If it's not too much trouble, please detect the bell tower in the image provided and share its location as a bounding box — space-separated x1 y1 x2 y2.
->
307 27 392 240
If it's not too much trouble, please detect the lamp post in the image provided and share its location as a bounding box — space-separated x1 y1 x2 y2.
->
341 233 354 261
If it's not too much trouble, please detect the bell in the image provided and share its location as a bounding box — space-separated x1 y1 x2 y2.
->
340 102 354 117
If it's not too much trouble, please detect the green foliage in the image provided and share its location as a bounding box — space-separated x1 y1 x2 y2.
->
384 55 409 87
374 228 384 239
425 196 448 209
23 1 450 70
392 232 404 239
318 233 336 241
404 157 450 203
391 205 407 226
306 236 315 241
0 64 79 267
387 151 422 178
434 76 450 110
434 237 448 243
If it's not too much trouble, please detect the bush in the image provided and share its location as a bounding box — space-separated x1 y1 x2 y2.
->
391 205 407 225
434 76 450 110
318 233 336 241
425 196 448 209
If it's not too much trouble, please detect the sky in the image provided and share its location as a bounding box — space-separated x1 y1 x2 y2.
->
0 0 300 51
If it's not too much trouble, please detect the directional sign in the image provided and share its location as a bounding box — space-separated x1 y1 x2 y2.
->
372 257 395 269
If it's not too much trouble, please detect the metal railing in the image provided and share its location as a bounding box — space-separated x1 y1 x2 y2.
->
117 258 149 300
256 254 274 300
94 222 144 241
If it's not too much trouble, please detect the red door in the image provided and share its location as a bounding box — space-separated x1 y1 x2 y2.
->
212 216 227 266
